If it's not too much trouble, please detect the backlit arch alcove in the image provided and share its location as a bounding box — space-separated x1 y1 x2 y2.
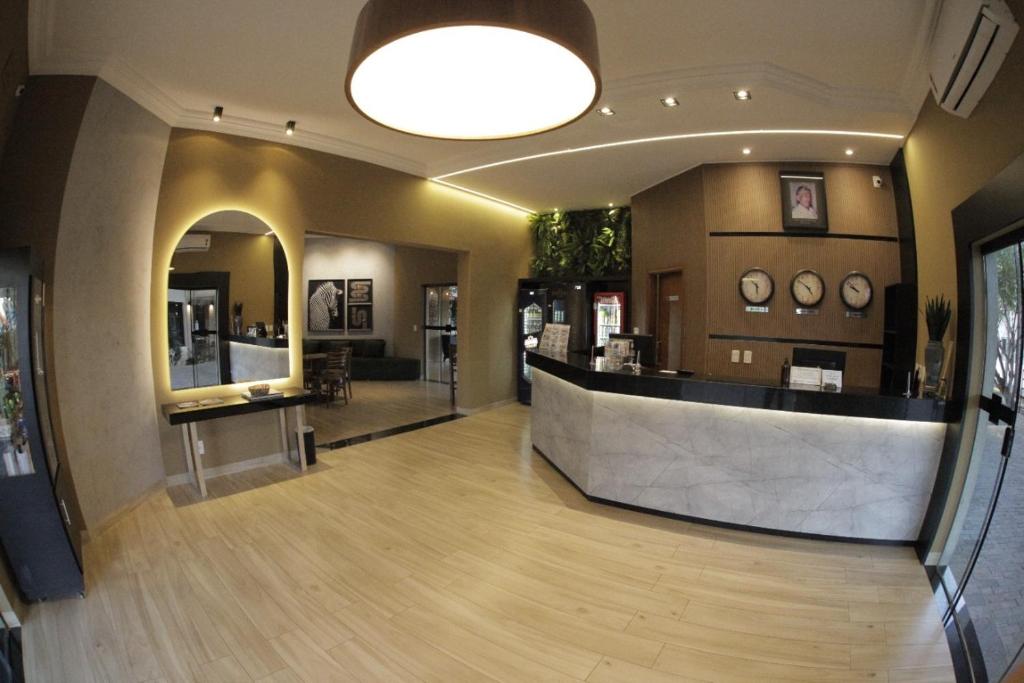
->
149 130 530 479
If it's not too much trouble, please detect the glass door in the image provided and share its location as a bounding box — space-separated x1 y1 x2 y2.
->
938 241 1024 681
168 287 221 390
423 284 457 385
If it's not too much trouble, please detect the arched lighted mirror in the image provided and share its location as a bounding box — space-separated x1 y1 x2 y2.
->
168 211 289 390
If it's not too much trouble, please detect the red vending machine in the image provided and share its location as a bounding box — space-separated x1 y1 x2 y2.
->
593 291 626 347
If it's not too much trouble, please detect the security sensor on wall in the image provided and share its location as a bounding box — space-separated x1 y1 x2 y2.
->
872 175 883 189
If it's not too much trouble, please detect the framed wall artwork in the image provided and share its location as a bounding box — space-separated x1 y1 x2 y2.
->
780 171 828 231
346 279 373 333
347 303 373 333
348 279 373 304
307 279 345 333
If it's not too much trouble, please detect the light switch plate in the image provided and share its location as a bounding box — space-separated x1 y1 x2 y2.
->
197 440 205 455
743 350 753 364
730 349 740 363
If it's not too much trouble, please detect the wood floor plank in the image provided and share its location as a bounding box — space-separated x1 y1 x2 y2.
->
20 401 952 683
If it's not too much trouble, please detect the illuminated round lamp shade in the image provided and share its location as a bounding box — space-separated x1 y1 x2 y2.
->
345 0 601 140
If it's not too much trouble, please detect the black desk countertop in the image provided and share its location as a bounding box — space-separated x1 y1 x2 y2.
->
162 387 315 425
227 335 290 349
526 351 951 423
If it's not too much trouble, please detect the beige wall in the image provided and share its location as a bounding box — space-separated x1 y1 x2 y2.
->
53 80 170 527
152 130 529 475
904 0 1024 361
393 245 460 368
171 230 277 328
632 162 900 385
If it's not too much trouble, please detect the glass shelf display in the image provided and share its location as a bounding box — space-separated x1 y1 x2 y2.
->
0 288 35 478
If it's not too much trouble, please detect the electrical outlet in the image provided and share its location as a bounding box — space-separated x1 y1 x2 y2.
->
197 440 205 455
730 349 740 363
743 350 753 364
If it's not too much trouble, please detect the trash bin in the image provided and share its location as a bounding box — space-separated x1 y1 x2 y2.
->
296 425 316 466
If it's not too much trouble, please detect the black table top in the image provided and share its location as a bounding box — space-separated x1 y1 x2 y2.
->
161 387 315 425
526 351 952 423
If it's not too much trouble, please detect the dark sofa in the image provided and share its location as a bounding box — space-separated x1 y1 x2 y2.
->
303 338 420 381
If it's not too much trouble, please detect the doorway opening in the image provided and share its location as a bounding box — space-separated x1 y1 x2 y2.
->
648 269 683 370
423 283 458 404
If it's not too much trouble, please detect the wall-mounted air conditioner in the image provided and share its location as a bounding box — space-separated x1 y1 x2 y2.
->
174 233 211 252
928 0 1018 118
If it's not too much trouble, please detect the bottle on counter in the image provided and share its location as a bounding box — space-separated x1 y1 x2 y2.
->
781 358 791 388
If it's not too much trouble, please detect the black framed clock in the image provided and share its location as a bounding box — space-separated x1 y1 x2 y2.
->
739 268 774 305
790 269 825 307
840 271 873 310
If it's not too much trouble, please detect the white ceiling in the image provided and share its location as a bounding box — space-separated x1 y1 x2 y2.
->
31 0 938 213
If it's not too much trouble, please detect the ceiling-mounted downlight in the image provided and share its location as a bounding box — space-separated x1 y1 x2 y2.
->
345 0 601 140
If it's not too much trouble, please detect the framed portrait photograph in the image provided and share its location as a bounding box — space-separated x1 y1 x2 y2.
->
780 172 828 231
307 279 345 333
347 304 373 333
348 279 373 305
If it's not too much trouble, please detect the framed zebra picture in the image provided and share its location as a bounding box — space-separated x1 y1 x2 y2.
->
307 279 345 333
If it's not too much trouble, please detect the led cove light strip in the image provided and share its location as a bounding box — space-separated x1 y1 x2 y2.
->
431 128 904 181
427 128 904 216
431 177 536 214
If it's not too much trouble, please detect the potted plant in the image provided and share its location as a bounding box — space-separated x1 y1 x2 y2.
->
924 295 952 390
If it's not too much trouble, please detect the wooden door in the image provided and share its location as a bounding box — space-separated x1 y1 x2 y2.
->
649 270 683 369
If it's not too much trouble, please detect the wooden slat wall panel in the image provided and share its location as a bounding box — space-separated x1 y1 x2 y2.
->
705 339 882 389
631 166 707 372
702 163 898 237
706 236 900 345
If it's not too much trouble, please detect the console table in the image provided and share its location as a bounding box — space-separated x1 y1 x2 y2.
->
161 387 316 497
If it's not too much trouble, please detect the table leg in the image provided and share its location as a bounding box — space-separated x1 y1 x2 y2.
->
294 404 308 473
278 408 291 465
180 424 195 477
187 422 207 498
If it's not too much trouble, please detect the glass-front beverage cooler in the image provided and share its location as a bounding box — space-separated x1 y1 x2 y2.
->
0 249 84 601
516 288 547 403
593 291 626 347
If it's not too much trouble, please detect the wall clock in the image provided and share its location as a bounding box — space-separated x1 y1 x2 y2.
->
840 271 873 310
739 268 774 304
790 269 825 307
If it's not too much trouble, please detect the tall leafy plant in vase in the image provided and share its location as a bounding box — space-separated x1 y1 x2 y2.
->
924 295 952 391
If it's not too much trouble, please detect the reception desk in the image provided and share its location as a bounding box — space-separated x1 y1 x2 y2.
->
526 351 950 542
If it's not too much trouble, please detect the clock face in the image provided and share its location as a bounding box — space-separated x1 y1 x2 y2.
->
790 269 825 307
840 272 873 310
739 268 774 304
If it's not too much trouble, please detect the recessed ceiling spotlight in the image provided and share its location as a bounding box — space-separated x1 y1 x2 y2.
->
734 89 751 101
264 231 274 236
345 0 601 140
212 106 223 122
660 96 679 108
845 148 854 156
597 106 615 116
607 202 614 207
286 120 296 136
742 147 752 155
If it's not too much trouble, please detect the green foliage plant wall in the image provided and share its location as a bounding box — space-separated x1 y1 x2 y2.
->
529 206 631 277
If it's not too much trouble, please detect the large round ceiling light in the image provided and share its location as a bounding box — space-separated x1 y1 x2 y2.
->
345 0 601 140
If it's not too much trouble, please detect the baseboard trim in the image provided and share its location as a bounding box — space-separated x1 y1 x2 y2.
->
456 397 518 415
165 451 290 487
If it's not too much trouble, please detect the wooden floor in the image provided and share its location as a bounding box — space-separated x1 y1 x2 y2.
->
305 380 454 446
24 404 955 682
